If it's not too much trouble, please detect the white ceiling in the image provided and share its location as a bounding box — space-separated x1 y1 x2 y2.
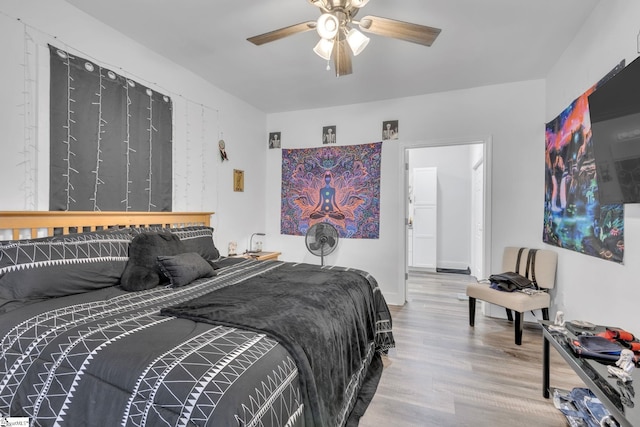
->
64 0 600 114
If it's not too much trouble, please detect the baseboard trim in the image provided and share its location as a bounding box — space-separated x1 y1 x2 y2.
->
436 266 471 275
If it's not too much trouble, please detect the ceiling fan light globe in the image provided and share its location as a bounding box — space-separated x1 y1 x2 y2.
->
351 0 370 8
346 28 370 56
316 13 339 39
313 38 334 60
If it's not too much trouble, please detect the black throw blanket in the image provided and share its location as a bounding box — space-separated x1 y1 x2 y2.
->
161 262 392 427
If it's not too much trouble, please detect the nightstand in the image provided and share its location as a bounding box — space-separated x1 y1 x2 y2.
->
247 251 281 261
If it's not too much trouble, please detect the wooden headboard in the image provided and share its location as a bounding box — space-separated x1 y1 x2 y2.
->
0 211 214 240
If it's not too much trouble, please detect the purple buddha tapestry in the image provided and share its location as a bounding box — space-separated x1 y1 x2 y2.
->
281 143 382 239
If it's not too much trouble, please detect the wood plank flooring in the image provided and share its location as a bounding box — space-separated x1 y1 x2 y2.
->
359 271 582 426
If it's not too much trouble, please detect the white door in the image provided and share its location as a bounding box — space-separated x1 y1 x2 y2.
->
412 167 437 269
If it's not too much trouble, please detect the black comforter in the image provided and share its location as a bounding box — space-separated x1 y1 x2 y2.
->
0 258 394 427
162 262 392 427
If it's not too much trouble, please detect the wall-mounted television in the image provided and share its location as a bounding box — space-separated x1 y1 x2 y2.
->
589 55 640 204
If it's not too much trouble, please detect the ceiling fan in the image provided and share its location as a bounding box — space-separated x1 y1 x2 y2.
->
247 0 441 77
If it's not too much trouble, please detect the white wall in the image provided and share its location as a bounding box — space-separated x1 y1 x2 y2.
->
0 0 268 252
409 145 473 270
267 79 546 305
545 0 640 332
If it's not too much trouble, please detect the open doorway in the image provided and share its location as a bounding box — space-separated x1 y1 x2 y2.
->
402 137 492 302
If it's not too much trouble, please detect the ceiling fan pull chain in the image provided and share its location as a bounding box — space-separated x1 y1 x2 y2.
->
326 60 331 71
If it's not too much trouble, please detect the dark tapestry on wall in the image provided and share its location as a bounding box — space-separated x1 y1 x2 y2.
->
49 45 172 212
543 61 625 263
281 143 381 239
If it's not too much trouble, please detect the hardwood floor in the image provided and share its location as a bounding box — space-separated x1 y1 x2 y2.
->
359 271 582 426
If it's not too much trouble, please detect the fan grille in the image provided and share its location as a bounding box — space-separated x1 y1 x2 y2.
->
305 223 339 258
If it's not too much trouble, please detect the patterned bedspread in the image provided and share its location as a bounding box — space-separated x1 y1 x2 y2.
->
0 259 394 427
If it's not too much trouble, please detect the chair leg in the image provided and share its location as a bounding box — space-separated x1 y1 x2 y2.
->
469 297 476 327
505 308 513 322
515 311 523 345
542 308 549 321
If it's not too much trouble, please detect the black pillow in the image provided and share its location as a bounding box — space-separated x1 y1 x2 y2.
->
0 261 126 301
120 232 186 291
130 226 220 260
173 227 220 260
157 252 217 287
0 230 131 306
0 229 131 279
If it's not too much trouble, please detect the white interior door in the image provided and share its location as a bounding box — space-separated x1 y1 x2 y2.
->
412 167 437 269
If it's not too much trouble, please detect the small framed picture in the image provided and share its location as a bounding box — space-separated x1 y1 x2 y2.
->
268 132 281 149
322 125 337 144
233 169 244 192
382 120 399 140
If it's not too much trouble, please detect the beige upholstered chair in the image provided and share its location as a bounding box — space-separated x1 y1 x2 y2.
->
466 247 558 345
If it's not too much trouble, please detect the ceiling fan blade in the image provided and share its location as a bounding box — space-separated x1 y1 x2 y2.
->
247 21 316 46
333 39 352 77
358 15 441 46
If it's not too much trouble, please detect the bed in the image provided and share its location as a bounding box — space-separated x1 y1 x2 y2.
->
0 211 394 427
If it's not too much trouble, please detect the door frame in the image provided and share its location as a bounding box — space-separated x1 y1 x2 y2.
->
471 156 484 279
398 136 493 303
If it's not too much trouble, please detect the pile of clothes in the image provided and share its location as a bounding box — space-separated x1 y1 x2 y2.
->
553 388 619 427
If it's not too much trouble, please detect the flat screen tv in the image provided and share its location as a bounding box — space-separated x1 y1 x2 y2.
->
589 55 640 204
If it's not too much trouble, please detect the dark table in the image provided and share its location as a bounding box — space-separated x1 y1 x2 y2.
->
541 320 639 427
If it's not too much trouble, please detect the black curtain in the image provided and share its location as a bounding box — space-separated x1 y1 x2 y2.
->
49 45 172 211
